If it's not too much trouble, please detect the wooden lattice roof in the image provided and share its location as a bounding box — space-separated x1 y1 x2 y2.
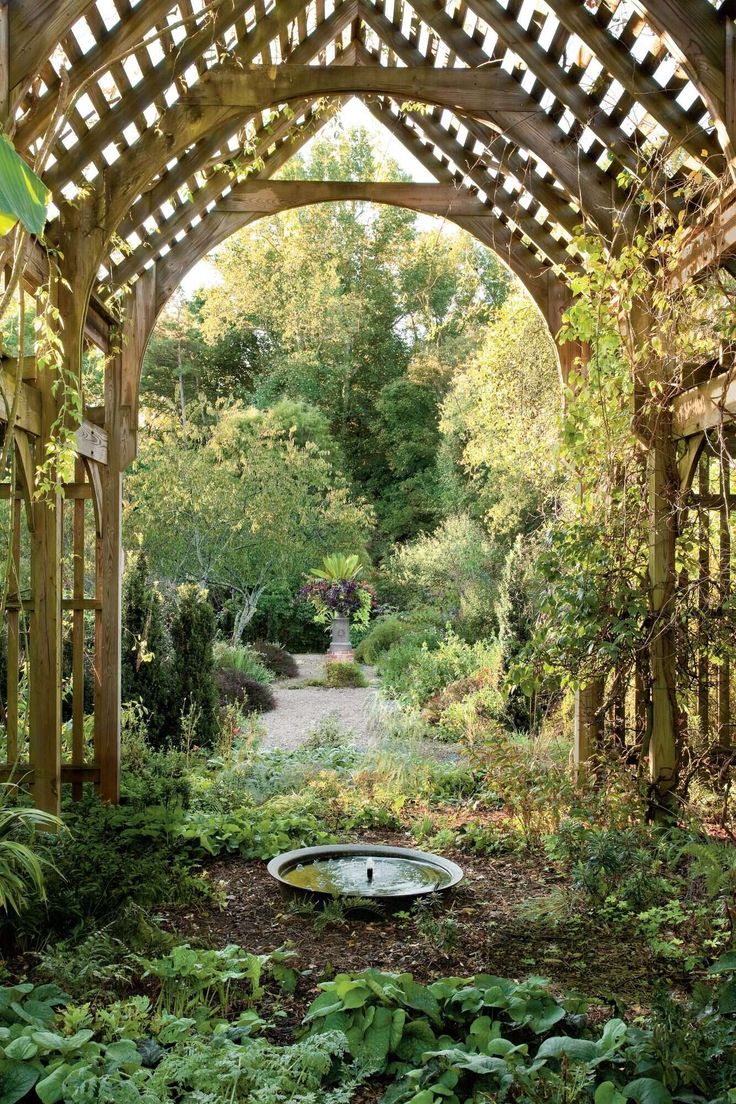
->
9 0 736 310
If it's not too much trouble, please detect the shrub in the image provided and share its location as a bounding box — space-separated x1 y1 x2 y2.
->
121 551 172 744
253 640 299 678
354 616 405 663
170 584 219 747
379 629 500 709
325 660 368 688
213 640 274 684
214 668 276 713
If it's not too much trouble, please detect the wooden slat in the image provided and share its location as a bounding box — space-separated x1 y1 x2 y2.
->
71 458 85 798
9 0 95 95
672 370 736 437
544 0 723 173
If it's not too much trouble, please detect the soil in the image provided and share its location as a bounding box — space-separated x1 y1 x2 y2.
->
160 828 681 1020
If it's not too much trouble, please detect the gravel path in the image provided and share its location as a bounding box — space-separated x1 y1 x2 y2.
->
258 653 379 751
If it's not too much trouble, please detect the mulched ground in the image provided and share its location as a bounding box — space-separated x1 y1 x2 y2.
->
160 828 682 1020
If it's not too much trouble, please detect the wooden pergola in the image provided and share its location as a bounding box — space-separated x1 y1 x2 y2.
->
0 0 735 813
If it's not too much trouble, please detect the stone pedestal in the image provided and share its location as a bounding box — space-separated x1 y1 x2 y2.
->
327 615 353 660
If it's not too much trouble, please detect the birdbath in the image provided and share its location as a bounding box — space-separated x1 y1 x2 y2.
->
267 843 463 912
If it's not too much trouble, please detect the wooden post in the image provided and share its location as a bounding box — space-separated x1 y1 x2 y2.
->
646 414 680 794
718 462 731 748
95 353 124 804
698 458 710 739
574 677 605 769
28 363 62 816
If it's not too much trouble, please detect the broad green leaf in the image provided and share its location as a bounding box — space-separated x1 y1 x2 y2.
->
536 1036 598 1062
0 137 49 237
623 1077 673 1104
595 1083 627 1104
0 1059 40 1104
709 951 736 974
3 1035 38 1060
35 1064 72 1104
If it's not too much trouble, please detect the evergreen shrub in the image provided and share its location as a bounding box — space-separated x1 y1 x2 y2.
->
170 584 219 747
214 668 276 714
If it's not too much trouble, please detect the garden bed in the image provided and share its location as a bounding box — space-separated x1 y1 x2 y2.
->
160 829 680 1016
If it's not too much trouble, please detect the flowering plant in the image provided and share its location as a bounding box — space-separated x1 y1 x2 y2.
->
299 578 376 627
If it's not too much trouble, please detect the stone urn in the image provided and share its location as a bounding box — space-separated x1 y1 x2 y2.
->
328 615 353 660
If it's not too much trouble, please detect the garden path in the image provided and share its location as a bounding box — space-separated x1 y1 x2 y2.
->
258 653 379 751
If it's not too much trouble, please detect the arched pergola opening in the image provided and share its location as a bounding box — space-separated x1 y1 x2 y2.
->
0 0 735 814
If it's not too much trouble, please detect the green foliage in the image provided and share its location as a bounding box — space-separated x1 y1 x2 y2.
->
354 617 406 663
213 641 274 684
170 585 219 747
324 661 368 689
303 968 736 1104
142 943 296 1017
15 799 200 942
384 514 499 639
379 629 501 712
0 788 59 918
178 796 336 860
121 552 172 746
308 555 364 582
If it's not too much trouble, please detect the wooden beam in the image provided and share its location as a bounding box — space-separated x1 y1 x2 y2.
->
9 0 95 99
670 188 736 286
0 365 41 435
185 62 533 116
16 0 253 150
369 99 575 271
362 98 554 302
425 0 657 186
217 180 502 217
672 369 736 438
358 1 616 237
45 0 352 190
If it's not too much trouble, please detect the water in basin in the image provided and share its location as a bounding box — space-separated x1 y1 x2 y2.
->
282 854 450 897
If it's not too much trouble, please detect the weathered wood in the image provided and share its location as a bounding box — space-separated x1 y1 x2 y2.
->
670 190 736 286
543 0 723 173
71 457 85 799
698 459 710 739
672 370 736 438
647 416 680 795
9 0 95 99
718 464 732 746
218 180 499 217
45 0 352 190
28 336 62 817
357 4 616 237
574 678 605 769
634 0 732 162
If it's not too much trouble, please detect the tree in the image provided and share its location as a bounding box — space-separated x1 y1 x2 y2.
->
169 585 219 747
125 406 373 642
121 551 172 746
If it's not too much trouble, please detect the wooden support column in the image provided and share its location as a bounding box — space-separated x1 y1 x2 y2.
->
698 459 710 739
543 272 602 769
28 360 62 816
95 354 123 804
718 462 732 747
574 677 605 768
646 411 680 794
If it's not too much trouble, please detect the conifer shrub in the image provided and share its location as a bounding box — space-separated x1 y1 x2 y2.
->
121 552 172 745
214 668 276 714
325 660 368 688
170 585 219 747
253 640 299 678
